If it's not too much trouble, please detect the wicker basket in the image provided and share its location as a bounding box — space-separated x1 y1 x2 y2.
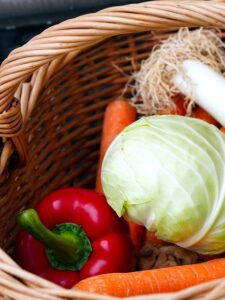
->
1 1 225 299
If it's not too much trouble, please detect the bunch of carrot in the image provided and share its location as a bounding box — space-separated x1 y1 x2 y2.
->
74 96 225 297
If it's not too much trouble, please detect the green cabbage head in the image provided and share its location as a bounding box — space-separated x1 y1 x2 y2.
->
101 115 225 254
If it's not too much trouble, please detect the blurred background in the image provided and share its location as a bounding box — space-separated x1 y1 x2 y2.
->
0 0 143 63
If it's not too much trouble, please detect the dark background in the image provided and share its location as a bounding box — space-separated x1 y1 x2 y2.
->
0 0 143 63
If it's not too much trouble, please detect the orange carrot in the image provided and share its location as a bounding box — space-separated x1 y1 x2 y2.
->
220 127 225 134
192 106 220 127
96 99 136 193
173 94 187 116
145 231 170 247
75 258 225 297
127 221 146 252
159 95 186 116
96 99 144 251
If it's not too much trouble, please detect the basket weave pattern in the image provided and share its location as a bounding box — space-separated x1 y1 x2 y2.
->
0 1 225 299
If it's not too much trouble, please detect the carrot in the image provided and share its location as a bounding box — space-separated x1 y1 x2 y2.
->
220 127 225 134
127 222 146 252
75 258 225 297
192 106 220 127
145 231 170 247
173 94 187 115
96 99 136 193
96 99 144 251
159 95 186 116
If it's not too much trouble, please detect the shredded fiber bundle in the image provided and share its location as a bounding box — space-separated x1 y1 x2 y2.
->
130 28 225 115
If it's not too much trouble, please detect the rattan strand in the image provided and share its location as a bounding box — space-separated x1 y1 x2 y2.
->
0 1 225 299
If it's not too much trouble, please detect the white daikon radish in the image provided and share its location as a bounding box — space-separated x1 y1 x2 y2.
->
172 60 225 127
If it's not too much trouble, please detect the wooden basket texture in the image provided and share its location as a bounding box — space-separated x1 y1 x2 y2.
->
1 1 225 299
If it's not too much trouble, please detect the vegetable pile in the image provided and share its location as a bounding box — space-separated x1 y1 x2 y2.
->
14 26 225 298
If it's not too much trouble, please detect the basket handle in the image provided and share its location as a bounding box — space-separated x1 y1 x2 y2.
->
0 0 224 176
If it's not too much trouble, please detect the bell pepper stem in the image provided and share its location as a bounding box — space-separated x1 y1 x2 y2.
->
16 209 92 271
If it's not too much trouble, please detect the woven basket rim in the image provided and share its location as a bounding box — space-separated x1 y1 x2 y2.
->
1 1 225 299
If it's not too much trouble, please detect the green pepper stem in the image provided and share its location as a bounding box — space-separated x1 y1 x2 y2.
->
16 209 92 271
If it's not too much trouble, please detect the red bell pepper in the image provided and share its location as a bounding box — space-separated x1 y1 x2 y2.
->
14 188 135 288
